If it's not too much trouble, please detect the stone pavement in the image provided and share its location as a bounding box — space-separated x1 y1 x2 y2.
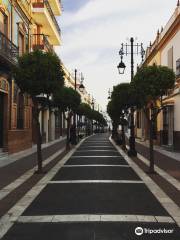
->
0 134 180 240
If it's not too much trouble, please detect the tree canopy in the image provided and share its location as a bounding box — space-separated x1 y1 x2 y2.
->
13 50 64 97
132 64 175 107
77 103 92 117
111 82 132 112
54 86 81 112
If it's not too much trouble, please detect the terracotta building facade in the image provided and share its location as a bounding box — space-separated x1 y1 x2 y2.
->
0 0 62 154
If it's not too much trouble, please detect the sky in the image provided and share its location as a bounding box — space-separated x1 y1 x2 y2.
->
56 0 178 111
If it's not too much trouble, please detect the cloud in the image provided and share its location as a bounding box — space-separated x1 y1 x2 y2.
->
57 0 177 110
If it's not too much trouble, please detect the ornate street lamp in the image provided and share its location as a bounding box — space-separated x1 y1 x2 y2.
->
117 37 145 157
117 55 126 74
72 69 86 144
79 73 85 92
108 88 112 100
91 97 95 134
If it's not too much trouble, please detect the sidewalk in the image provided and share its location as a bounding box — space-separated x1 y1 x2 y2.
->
0 136 66 168
124 134 180 209
135 139 180 181
136 138 180 162
125 133 180 181
0 137 66 189
0 137 67 218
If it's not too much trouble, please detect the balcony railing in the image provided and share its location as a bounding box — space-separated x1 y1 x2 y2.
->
0 31 19 64
31 34 54 52
32 0 61 36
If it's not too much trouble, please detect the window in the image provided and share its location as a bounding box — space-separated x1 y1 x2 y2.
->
176 58 180 78
0 11 8 36
19 31 25 56
167 47 173 69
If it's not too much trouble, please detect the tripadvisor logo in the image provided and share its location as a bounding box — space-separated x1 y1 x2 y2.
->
135 227 143 236
135 226 174 236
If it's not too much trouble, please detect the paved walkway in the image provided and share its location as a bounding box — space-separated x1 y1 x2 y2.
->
0 137 66 168
136 138 180 162
0 138 66 189
0 134 179 239
135 141 180 181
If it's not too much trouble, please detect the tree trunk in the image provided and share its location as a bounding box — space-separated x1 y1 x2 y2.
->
33 99 43 173
66 113 71 151
121 123 126 150
112 122 118 140
149 119 155 173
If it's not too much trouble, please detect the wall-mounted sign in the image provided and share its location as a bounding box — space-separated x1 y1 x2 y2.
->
0 78 9 93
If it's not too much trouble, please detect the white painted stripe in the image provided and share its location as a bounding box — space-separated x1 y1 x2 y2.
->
0 137 89 239
76 150 118 152
63 165 130 167
80 146 114 148
84 140 109 143
71 156 122 158
16 215 174 223
110 138 180 227
49 180 143 184
0 147 66 201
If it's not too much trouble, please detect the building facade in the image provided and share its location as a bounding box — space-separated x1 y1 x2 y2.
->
0 0 62 154
135 2 180 151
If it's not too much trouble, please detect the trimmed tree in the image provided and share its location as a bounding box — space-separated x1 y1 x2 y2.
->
54 87 81 150
77 103 92 136
107 100 120 140
132 64 175 173
111 83 132 149
13 50 64 173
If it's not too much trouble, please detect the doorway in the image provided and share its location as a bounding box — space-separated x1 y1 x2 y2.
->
0 93 4 148
162 106 174 146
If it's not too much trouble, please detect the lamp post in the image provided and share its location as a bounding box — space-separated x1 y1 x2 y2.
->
72 69 78 144
91 97 95 134
117 37 145 157
72 69 85 144
78 73 85 138
79 73 85 92
108 88 112 100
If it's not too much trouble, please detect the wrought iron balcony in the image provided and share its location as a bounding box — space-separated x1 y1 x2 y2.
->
0 30 19 65
32 0 61 36
45 0 61 35
31 34 54 53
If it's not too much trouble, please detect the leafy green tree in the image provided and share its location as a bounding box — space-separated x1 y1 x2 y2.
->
54 87 81 150
91 110 107 132
77 104 107 134
111 83 132 149
13 50 64 173
132 64 175 173
77 103 92 135
107 100 120 139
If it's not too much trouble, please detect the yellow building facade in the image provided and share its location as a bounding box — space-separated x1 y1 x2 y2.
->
136 2 180 151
